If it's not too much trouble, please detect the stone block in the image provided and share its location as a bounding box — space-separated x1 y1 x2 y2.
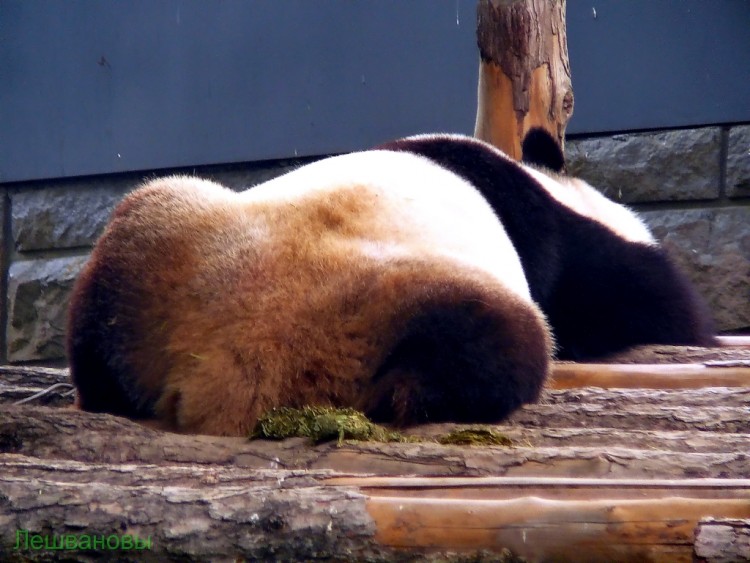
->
11 177 135 252
567 128 721 203
7 256 88 363
726 125 750 198
10 159 310 254
641 207 750 332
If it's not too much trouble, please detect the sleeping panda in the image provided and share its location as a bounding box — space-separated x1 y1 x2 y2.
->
379 128 717 360
67 150 553 436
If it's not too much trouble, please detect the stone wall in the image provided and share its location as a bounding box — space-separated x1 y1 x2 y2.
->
1 125 748 366
567 125 749 334
0 158 310 365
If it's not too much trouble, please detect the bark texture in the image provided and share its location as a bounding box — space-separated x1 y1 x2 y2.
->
694 518 750 563
475 0 574 158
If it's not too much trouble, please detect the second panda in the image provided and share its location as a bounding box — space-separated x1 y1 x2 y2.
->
380 128 716 359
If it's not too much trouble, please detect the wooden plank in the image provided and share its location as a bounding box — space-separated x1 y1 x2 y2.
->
309 445 749 480
543 387 750 408
510 403 750 433
367 496 750 563
550 363 750 389
409 424 750 453
328 476 750 500
718 335 750 348
458 426 750 453
4 405 747 479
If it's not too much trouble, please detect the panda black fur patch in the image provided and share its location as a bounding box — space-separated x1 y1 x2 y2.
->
521 127 566 173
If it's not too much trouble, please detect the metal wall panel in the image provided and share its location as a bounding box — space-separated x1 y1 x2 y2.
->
0 0 479 182
566 0 750 135
1 0 748 182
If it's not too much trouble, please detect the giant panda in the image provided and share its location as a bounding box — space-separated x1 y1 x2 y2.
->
67 150 553 437
379 128 717 360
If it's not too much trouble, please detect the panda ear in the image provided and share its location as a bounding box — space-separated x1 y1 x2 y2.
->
521 127 566 173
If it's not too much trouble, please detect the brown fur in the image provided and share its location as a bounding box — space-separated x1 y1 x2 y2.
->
68 173 552 436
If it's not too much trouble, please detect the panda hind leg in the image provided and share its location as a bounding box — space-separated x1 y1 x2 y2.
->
361 277 552 426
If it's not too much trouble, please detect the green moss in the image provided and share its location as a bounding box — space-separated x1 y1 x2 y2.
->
251 406 515 448
252 406 408 445
436 427 513 447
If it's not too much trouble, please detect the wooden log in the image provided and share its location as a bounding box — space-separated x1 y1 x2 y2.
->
0 365 73 407
0 365 70 386
312 444 748 479
550 363 750 389
0 454 334 494
3 455 749 562
0 455 392 562
693 517 750 563
510 402 750 433
328 476 750 501
368 496 750 563
717 335 750 348
286 431 726 480
3 406 748 479
597 342 750 365
0 405 303 469
5 403 750 479
475 0 574 158
1 353 749 560
412 425 750 454
542 387 750 408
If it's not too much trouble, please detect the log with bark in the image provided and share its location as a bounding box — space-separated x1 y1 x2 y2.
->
1 342 750 562
474 0 574 158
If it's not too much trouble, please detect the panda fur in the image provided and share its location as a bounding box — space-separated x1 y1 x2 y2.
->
379 129 717 360
67 150 552 436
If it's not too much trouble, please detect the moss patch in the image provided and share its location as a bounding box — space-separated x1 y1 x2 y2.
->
437 428 513 447
252 406 515 448
252 406 409 445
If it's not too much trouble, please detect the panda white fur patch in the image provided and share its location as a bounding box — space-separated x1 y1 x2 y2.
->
402 133 655 245
521 167 655 245
241 150 532 301
379 129 716 359
68 150 552 436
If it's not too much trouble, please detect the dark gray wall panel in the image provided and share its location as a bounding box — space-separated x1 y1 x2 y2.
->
2 1 749 182
0 1 478 182
566 0 750 134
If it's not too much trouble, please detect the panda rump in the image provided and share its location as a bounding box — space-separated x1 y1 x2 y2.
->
67 151 552 436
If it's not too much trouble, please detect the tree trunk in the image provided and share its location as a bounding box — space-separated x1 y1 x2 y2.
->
474 0 574 159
